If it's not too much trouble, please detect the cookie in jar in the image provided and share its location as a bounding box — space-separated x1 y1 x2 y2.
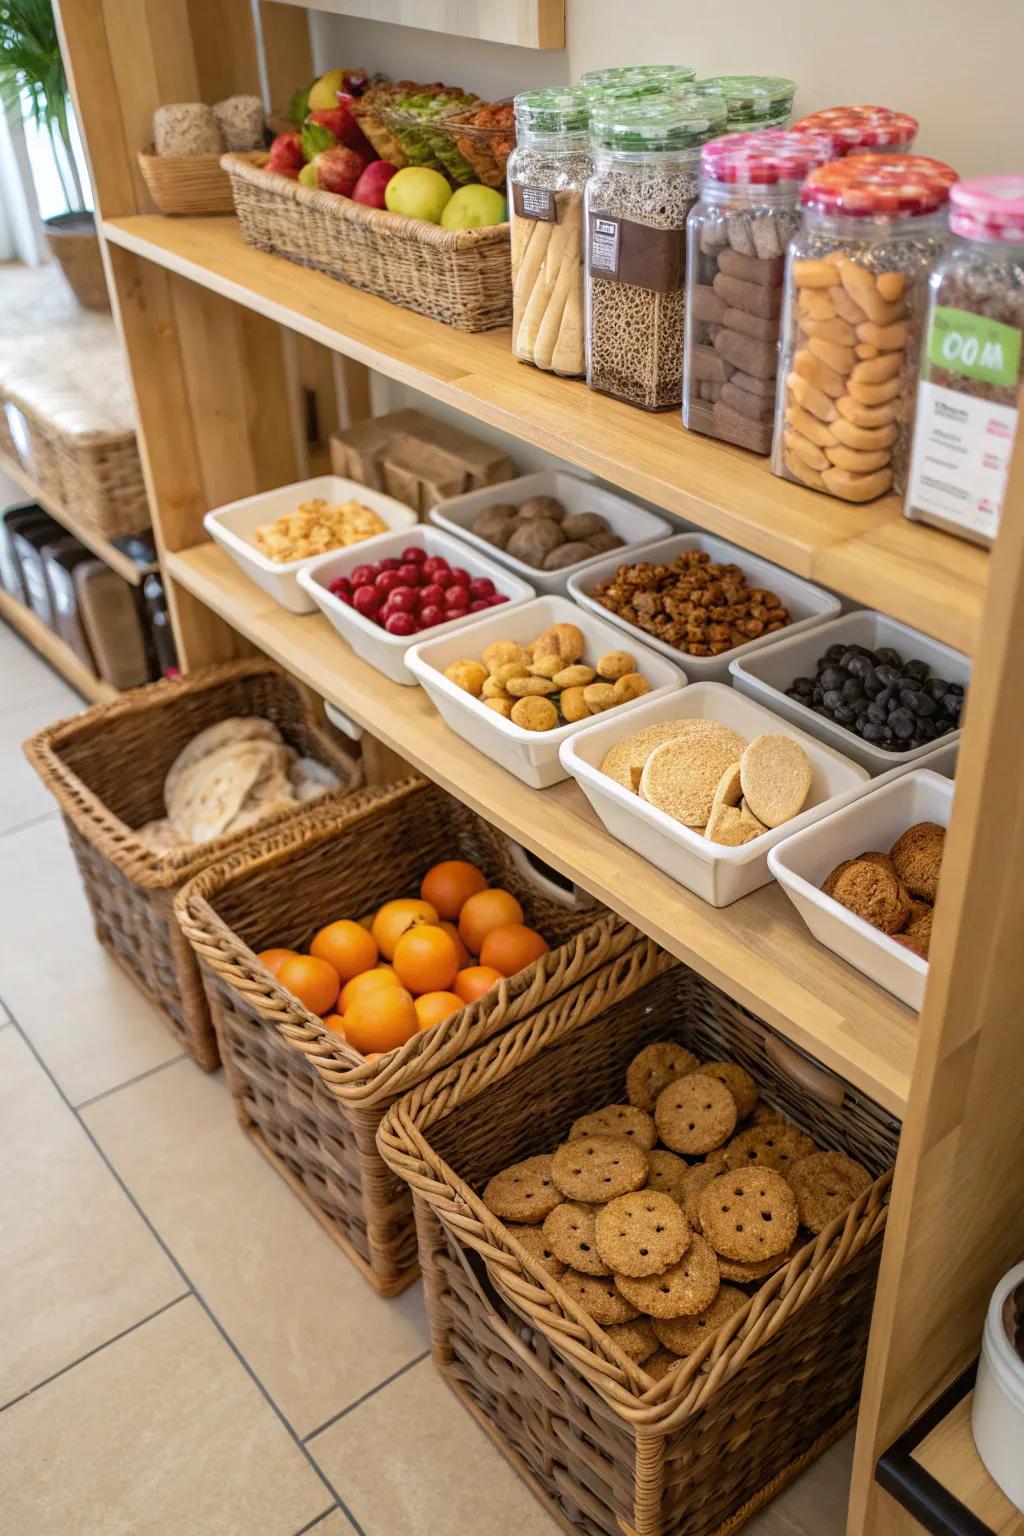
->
772 155 959 503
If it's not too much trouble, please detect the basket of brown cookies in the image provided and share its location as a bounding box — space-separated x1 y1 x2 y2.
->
379 938 896 1536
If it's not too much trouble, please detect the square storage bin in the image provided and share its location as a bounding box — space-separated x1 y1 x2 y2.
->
204 474 418 615
568 532 842 683
174 777 636 1294
730 611 969 775
407 594 686 789
378 942 897 1536
428 470 673 596
768 769 953 1012
560 682 869 906
23 661 361 1068
298 525 535 685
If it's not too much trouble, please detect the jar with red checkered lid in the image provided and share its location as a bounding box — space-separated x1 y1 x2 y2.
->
791 105 918 156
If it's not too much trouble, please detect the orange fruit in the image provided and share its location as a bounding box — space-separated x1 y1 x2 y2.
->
480 923 550 976
342 985 418 1055
257 948 298 977
321 1013 347 1037
453 965 505 1004
420 860 488 920
309 919 378 982
371 898 438 960
339 965 399 1013
393 923 459 995
413 990 464 1031
439 919 473 968
458 888 524 954
277 953 340 1016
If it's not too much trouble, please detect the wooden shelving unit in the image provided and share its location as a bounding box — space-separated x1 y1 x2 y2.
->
270 0 566 48
0 587 116 703
0 450 158 587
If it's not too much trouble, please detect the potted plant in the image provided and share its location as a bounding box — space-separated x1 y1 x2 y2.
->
0 0 108 309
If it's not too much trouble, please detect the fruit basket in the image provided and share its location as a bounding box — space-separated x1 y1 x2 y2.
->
221 151 512 332
23 661 361 1069
378 941 897 1536
174 777 637 1294
137 147 235 215
432 101 516 189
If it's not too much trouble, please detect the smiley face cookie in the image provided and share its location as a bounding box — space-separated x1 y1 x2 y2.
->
696 1168 798 1263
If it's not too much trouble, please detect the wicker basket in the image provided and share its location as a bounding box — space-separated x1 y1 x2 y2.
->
221 152 512 332
174 776 636 1294
23 661 362 1070
378 944 898 1536
138 148 235 216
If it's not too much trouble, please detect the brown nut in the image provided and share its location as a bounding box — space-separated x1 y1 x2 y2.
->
483 640 528 674
596 650 638 681
506 519 564 565
507 674 558 697
542 541 599 571
561 511 609 541
553 664 597 688
614 673 651 702
511 696 559 731
533 623 585 665
472 505 518 546
484 697 514 718
444 660 487 696
560 686 593 723
517 495 566 523
583 682 618 712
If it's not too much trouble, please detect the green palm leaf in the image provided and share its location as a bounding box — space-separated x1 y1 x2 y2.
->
0 0 67 132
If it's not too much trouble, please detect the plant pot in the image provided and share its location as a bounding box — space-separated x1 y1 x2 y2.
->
44 212 109 312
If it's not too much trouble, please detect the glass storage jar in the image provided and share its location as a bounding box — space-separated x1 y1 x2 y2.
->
683 130 834 452
578 64 696 95
584 92 727 410
694 76 796 133
773 155 958 503
508 88 593 376
792 105 918 156
905 175 1024 547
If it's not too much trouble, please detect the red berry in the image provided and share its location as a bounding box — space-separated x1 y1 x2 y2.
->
433 569 454 590
449 567 471 586
375 570 402 594
401 546 427 564
419 582 445 608
396 563 421 586
389 587 418 612
469 599 490 612
330 574 353 593
443 585 468 609
352 586 381 617
418 604 444 629
334 588 353 606
487 593 509 607
469 576 495 599
378 557 401 571
384 611 416 636
423 556 449 576
445 607 469 623
349 564 374 587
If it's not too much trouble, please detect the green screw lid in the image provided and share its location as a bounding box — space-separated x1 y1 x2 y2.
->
589 91 729 153
693 76 797 129
514 87 591 137
579 64 696 94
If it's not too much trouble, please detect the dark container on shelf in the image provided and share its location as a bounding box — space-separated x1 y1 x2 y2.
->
12 513 64 626
41 536 98 669
73 559 153 689
0 503 50 604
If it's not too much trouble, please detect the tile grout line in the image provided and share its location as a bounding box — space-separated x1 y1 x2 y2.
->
0 808 59 840
293 1508 341 1536
3 1013 367 1536
303 1350 431 1444
0 1293 191 1416
74 1052 188 1111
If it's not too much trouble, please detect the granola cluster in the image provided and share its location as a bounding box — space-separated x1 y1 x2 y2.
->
591 550 792 657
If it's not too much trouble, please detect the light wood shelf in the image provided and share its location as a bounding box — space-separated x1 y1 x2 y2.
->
166 538 917 1116
0 587 117 704
101 215 988 657
911 1389 1024 1534
269 0 565 48
0 450 158 587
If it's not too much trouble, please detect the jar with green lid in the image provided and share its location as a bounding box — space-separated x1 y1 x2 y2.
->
693 76 796 132
508 89 594 375
578 64 696 95
585 92 727 410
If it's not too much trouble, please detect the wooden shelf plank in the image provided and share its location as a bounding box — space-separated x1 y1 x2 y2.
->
101 215 987 656
0 451 158 587
912 1390 1024 1535
0 588 117 704
267 0 565 48
166 539 918 1116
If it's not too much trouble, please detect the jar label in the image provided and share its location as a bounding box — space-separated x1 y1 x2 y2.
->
587 211 683 293
907 379 1018 541
926 306 1021 390
512 184 556 222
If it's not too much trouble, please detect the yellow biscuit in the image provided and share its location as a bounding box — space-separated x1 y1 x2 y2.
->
511 696 559 731
553 664 596 688
560 686 593 723
583 682 618 712
444 660 488 696
614 673 651 703
596 650 638 681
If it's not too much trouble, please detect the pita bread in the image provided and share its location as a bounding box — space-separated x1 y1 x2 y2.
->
169 739 283 844
164 716 281 809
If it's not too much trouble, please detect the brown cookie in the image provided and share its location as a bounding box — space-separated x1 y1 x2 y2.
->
680 1157 728 1232
645 1149 692 1204
640 728 748 828
697 1169 798 1262
560 1270 639 1325
482 1155 562 1223
600 721 697 793
717 1244 800 1283
724 1123 817 1174
890 821 945 902
788 1150 873 1234
626 1041 702 1111
542 1201 605 1276
855 850 895 872
570 1104 657 1151
551 1135 648 1202
700 1061 758 1120
904 895 932 927
831 860 910 934
605 1316 659 1365
595 1191 691 1278
652 1285 747 1356
508 1224 567 1279
893 932 929 960
615 1234 721 1318
751 1105 788 1126
906 908 934 945
654 1073 738 1156
645 1348 683 1382
822 857 856 898
739 734 812 828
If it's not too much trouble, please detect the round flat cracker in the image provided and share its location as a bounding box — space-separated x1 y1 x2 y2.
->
724 1123 817 1175
700 1062 759 1121
626 1042 701 1111
654 1074 738 1156
697 1169 798 1262
482 1155 561 1224
605 1316 659 1364
640 726 748 828
595 1191 690 1278
739 734 812 829
543 1202 606 1275
507 1224 566 1278
717 1244 800 1283
645 1149 692 1205
787 1150 872 1233
551 1135 648 1202
614 1233 721 1318
600 720 697 792
652 1285 747 1356
569 1104 657 1151
560 1271 639 1325
645 1348 683 1382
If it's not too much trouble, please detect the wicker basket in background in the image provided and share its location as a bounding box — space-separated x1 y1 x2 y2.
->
138 148 236 216
174 776 636 1295
23 661 362 1070
221 152 512 332
378 944 898 1536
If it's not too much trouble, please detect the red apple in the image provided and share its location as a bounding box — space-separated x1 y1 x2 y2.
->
267 131 304 176
311 145 365 196
352 159 399 209
310 97 376 160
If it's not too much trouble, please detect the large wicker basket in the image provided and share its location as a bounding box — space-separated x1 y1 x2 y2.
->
174 776 636 1294
23 661 362 1070
138 147 235 215
221 152 512 332
378 943 898 1536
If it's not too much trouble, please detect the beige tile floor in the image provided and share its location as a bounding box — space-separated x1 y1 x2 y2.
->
0 623 854 1535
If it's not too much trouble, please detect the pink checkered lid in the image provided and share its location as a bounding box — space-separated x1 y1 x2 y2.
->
949 176 1024 243
701 128 836 184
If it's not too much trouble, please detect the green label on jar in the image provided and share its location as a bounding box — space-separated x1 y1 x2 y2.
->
927 305 1021 389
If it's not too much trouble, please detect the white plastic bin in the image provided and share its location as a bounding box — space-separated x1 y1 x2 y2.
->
568 532 841 683
204 475 417 614
559 682 869 907
730 611 968 775
973 1260 1024 1514
406 594 685 789
768 769 953 1010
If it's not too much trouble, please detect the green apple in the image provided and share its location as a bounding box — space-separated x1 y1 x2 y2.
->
298 162 318 187
384 167 453 223
439 184 507 230
307 69 346 112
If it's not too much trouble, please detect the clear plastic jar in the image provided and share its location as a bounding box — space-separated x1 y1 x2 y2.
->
684 131 834 452
584 93 727 410
508 89 593 376
773 155 958 503
694 76 796 133
905 175 1024 547
792 105 918 156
